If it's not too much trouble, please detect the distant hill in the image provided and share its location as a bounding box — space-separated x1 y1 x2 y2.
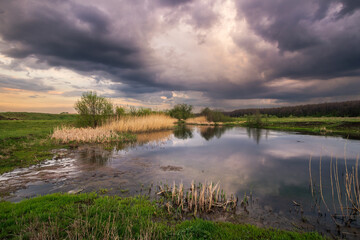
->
225 100 360 117
0 112 77 120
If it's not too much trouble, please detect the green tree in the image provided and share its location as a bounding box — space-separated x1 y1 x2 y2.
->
74 91 114 127
115 106 126 117
200 107 231 123
169 104 193 120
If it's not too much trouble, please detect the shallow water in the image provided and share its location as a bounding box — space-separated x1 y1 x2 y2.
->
1 126 360 236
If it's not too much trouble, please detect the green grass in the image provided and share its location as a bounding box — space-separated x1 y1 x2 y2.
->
0 112 77 121
0 193 325 239
228 116 360 138
0 119 75 174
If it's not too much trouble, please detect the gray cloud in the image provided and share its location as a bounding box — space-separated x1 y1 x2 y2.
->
235 0 360 80
0 74 54 92
0 0 359 108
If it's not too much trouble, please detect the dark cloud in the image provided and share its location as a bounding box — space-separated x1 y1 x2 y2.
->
234 0 360 86
0 0 359 108
0 75 54 92
0 0 146 70
157 0 193 7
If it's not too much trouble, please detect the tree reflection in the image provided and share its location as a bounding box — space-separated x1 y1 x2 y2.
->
246 128 269 144
199 126 231 141
173 125 193 139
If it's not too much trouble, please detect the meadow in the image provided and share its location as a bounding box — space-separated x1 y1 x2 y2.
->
240 116 360 138
2 111 360 238
0 193 324 239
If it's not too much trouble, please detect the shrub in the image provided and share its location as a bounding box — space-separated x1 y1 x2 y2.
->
246 110 263 127
115 106 126 117
200 108 231 123
169 104 193 121
74 91 114 128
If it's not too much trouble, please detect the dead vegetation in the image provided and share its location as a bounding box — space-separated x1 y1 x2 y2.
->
310 154 360 227
157 181 238 216
104 114 176 133
51 127 123 143
185 116 216 125
52 115 176 143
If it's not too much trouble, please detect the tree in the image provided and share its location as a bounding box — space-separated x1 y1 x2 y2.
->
115 106 126 117
74 91 114 127
169 104 193 120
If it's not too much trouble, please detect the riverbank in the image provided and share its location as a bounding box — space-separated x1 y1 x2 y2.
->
0 119 134 174
186 116 360 139
0 193 324 239
243 117 360 139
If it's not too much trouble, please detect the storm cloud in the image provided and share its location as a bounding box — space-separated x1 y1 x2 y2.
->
0 0 359 110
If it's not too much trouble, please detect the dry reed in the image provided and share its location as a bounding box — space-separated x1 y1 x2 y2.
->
310 154 360 227
157 181 238 215
52 114 176 143
104 114 176 133
185 116 216 125
51 127 122 143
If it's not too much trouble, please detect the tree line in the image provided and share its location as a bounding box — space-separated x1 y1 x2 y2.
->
225 100 360 117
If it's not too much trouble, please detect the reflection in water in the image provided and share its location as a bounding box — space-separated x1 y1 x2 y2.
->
199 126 231 141
136 130 173 144
77 145 112 166
246 127 269 144
3 126 360 237
173 125 193 139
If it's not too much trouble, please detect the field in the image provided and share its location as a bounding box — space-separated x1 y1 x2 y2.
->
0 119 74 174
238 116 360 138
0 193 324 239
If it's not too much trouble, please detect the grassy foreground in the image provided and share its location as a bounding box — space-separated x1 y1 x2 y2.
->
0 193 324 240
0 119 74 174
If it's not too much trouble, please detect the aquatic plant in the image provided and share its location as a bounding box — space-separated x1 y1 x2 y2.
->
157 181 238 216
309 154 360 227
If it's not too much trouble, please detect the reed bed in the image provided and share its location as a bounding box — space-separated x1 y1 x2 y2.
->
51 127 124 143
310 155 360 227
185 116 216 125
52 114 176 143
157 181 238 216
104 114 176 133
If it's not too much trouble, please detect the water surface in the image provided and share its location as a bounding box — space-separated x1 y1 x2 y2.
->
1 126 360 235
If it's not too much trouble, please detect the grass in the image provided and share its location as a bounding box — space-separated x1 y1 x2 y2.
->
104 114 176 133
186 116 214 125
0 112 77 120
0 119 74 174
0 193 325 239
0 113 175 173
257 117 360 138
51 126 136 143
206 116 360 138
52 114 175 143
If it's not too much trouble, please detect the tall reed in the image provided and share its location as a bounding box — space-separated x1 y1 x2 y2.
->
51 127 123 143
185 116 215 125
157 181 238 216
310 154 360 227
104 114 176 133
52 115 176 143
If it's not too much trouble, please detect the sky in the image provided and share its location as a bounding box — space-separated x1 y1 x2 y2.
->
0 0 359 113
